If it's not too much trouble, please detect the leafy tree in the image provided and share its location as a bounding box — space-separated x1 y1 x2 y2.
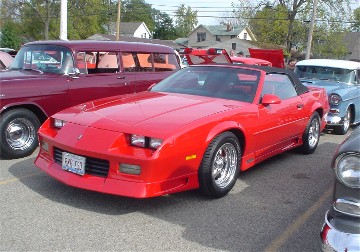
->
18 0 60 40
0 21 23 49
351 7 360 32
152 10 178 40
174 4 198 38
66 0 108 39
311 21 349 58
231 0 352 52
121 0 155 32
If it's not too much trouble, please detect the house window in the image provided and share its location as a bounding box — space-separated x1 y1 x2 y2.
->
197 32 206 42
231 35 236 39
232 43 236 50
216 35 221 42
243 33 248 40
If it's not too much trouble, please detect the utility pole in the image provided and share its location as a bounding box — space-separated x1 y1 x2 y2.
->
305 0 318 59
116 0 121 41
60 0 67 40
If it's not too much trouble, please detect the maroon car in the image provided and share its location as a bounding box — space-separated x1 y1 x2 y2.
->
0 40 180 159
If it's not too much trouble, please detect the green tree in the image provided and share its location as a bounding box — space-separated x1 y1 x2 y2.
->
351 7 360 32
232 0 352 52
0 21 22 49
152 10 178 40
66 0 108 39
18 0 60 40
311 21 348 59
121 0 155 32
174 4 198 38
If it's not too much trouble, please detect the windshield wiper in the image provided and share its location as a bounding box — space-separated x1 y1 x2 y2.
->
23 68 43 74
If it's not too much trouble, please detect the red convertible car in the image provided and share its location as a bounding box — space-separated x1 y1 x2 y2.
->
35 65 329 198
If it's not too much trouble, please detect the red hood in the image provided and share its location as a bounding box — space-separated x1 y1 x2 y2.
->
248 48 285 68
56 92 242 137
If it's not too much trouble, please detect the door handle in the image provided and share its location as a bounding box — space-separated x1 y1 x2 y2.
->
297 104 304 109
117 76 126 79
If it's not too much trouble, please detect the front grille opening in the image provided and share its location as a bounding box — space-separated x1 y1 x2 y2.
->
54 147 110 177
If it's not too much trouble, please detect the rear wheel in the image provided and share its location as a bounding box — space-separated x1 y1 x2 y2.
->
198 132 240 198
299 112 320 154
0 109 40 159
333 108 351 135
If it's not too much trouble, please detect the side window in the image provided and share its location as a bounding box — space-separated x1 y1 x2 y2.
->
97 52 119 73
121 52 152 72
153 53 178 71
263 74 297 100
77 51 119 74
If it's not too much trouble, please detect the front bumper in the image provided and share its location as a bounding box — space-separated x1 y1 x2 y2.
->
34 154 198 198
320 211 360 252
326 114 343 127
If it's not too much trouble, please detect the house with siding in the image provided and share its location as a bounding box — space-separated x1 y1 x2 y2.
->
105 22 151 39
188 24 256 48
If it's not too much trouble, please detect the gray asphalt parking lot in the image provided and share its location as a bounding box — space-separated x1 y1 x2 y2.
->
0 129 354 251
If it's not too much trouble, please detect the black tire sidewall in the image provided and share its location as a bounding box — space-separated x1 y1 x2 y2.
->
199 131 241 198
0 109 40 159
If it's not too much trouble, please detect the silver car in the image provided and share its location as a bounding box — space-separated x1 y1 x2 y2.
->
320 126 360 251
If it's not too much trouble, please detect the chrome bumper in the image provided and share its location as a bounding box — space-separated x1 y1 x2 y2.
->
321 211 360 252
326 114 343 126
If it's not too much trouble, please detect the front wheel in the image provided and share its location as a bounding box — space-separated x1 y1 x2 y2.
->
299 112 320 154
0 109 40 159
333 108 351 135
198 132 241 198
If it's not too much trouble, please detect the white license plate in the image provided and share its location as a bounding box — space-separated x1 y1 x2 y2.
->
62 152 86 176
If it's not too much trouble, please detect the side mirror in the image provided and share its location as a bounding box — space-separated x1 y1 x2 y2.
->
261 94 281 106
67 68 80 79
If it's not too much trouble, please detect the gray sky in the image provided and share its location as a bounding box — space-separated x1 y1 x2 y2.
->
145 0 234 25
145 0 360 26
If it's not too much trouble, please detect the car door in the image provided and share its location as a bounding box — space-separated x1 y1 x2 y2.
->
254 74 306 158
68 51 135 107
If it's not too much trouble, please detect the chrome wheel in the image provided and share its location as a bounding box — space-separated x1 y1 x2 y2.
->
5 118 36 151
343 109 350 133
308 117 320 149
212 142 238 189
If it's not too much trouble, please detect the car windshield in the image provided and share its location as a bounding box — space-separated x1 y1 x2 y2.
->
151 66 260 103
295 65 356 84
9 45 74 75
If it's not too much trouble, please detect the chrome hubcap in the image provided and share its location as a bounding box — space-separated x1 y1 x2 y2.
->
212 143 238 188
5 118 35 150
308 118 320 148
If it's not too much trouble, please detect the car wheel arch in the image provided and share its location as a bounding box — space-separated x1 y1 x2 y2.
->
1 103 48 124
204 121 246 154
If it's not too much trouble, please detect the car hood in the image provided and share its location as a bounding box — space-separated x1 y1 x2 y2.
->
300 79 350 93
57 92 243 137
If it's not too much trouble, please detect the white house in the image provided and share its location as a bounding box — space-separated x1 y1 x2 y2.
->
105 22 151 39
188 24 256 48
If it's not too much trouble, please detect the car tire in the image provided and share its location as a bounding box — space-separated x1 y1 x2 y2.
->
198 131 240 198
0 109 40 159
333 108 351 135
299 112 320 154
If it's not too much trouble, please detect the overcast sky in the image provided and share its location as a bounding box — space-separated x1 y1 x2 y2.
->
145 0 234 25
145 0 360 26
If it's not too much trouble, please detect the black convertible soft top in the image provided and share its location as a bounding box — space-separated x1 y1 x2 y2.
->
237 64 309 95
190 64 309 95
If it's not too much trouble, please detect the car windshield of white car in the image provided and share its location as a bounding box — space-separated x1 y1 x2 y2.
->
9 45 74 75
151 66 260 103
296 65 356 84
